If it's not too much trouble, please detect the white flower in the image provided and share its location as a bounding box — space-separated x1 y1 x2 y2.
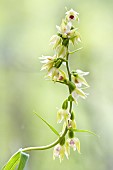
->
72 69 89 88
76 69 89 76
53 144 67 162
56 20 72 38
67 119 76 129
47 67 60 81
72 88 88 104
39 55 56 71
50 35 62 49
47 68 66 82
57 108 71 124
65 9 79 22
56 45 67 58
70 31 81 45
66 137 80 153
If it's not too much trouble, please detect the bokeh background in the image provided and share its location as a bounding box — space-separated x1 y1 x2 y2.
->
0 0 113 169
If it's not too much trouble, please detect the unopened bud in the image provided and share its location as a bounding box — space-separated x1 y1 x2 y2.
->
60 137 65 146
68 130 74 138
68 94 74 102
71 111 75 120
62 99 68 110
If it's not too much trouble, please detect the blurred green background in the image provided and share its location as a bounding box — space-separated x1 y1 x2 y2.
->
0 0 113 169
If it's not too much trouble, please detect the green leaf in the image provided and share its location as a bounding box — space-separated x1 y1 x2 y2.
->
2 149 21 170
17 152 29 170
72 129 99 137
34 111 60 136
2 150 29 170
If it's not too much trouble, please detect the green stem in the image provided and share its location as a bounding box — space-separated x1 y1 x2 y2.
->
66 53 71 85
22 46 72 153
66 48 73 114
22 127 67 152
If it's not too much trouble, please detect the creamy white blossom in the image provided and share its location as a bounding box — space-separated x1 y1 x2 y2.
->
47 68 66 82
72 69 89 87
50 35 62 49
76 69 89 76
72 87 88 104
56 20 72 38
67 119 76 129
66 137 80 153
47 67 60 81
57 108 71 124
65 9 79 22
56 45 67 58
39 55 56 71
53 144 68 162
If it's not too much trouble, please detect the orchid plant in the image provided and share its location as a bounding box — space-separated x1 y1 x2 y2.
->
2 8 96 170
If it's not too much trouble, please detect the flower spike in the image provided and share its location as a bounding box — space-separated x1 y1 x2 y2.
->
2 7 96 169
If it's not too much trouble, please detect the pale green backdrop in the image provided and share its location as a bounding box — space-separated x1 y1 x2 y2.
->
0 0 113 170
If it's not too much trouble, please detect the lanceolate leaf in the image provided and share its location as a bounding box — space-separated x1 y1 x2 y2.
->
2 150 29 170
17 152 29 170
72 129 98 137
34 111 60 136
2 149 21 170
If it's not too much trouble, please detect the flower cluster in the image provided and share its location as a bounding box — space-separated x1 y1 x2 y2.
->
40 8 89 162
53 137 80 162
40 9 81 82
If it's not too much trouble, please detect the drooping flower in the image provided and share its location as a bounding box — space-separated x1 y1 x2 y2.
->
56 45 67 58
66 137 80 153
47 68 66 82
47 67 60 81
76 69 89 76
72 69 89 88
57 108 71 124
67 119 77 129
50 35 62 49
53 144 66 162
70 31 81 45
56 20 72 38
39 55 56 71
72 87 88 104
65 9 79 22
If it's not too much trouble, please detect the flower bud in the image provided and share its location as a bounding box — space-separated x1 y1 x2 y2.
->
70 111 75 120
68 94 74 102
68 130 74 138
60 137 65 146
62 99 68 110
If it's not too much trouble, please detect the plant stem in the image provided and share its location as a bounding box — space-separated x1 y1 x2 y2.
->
66 49 73 113
22 46 72 153
22 127 67 152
